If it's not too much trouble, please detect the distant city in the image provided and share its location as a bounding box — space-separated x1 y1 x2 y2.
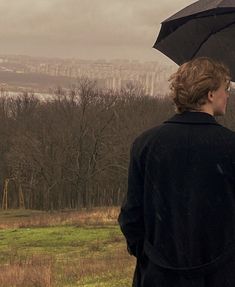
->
0 55 177 97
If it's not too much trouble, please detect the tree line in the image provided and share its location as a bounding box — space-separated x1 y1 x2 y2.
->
0 79 234 210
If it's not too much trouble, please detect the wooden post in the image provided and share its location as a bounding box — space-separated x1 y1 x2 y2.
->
18 183 25 209
2 179 9 210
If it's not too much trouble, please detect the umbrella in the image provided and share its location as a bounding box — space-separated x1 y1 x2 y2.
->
153 0 235 81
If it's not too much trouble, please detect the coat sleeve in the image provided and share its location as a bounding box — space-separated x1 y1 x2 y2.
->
118 140 145 257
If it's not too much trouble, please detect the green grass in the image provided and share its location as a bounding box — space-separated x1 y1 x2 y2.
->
0 225 120 248
0 209 135 287
0 225 123 262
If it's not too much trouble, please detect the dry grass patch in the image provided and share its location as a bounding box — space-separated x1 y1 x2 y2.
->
0 255 53 287
0 207 120 229
59 247 135 286
1 244 134 287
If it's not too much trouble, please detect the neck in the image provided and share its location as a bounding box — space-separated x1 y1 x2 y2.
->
194 104 214 116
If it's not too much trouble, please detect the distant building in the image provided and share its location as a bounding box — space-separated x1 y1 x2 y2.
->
0 55 177 97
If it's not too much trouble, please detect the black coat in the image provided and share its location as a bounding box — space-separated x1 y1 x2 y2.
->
118 111 235 287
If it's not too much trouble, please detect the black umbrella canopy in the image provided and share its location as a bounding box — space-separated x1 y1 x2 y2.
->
165 0 235 21
154 0 235 81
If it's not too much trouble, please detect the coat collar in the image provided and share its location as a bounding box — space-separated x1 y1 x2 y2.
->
164 111 220 125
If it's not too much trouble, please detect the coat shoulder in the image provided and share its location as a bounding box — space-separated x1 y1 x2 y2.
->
217 125 235 141
131 124 164 155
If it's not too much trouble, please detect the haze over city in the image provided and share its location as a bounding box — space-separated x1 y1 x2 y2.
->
1 0 195 63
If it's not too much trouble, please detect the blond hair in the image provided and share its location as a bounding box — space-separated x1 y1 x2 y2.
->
169 57 231 113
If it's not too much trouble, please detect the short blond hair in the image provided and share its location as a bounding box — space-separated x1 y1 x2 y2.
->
169 57 231 113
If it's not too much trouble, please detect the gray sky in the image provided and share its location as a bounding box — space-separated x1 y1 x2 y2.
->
0 0 196 63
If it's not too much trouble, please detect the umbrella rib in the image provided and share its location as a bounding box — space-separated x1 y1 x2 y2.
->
191 19 235 59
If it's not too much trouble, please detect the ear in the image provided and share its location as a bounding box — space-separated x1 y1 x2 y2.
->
207 91 214 103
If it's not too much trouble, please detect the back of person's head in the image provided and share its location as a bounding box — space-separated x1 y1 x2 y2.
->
169 57 231 113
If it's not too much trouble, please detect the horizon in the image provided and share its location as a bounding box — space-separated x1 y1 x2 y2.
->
0 53 176 64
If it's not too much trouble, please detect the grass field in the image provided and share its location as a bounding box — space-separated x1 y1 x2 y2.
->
0 208 135 287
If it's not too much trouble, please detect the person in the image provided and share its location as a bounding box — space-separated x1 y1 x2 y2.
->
118 57 235 287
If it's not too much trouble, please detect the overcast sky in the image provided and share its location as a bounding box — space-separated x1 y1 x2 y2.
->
0 0 196 63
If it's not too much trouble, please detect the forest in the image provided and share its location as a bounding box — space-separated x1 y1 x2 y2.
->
0 79 234 210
